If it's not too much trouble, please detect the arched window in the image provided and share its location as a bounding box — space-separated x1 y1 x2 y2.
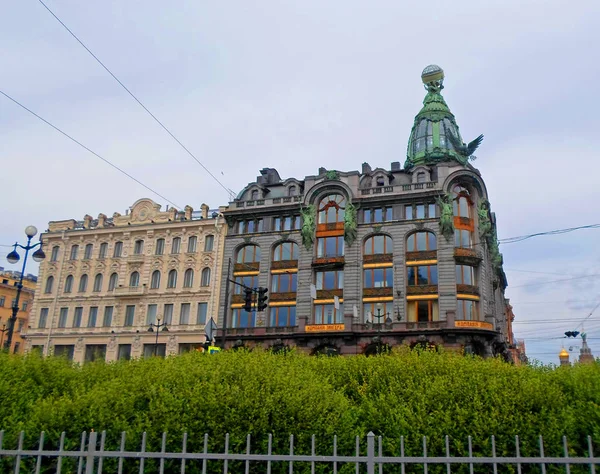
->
288 186 297 197
50 246 60 262
84 243 93 259
407 232 437 252
183 269 194 288
204 235 214 252
201 268 211 287
452 184 475 248
236 245 261 263
317 194 345 224
44 276 54 294
187 236 197 253
129 271 140 287
364 235 393 255
167 270 178 288
70 245 79 260
134 240 144 255
273 242 299 261
171 237 181 254
151 270 161 289
113 241 123 257
155 238 165 255
78 274 88 293
93 273 103 292
250 189 259 200
376 176 385 186
64 275 73 293
99 242 108 258
108 272 118 291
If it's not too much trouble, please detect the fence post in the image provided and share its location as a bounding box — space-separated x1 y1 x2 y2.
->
367 432 375 474
86 431 97 474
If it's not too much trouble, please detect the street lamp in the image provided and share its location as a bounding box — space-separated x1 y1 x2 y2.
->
4 226 45 352
148 317 168 357
373 303 393 354
0 325 8 348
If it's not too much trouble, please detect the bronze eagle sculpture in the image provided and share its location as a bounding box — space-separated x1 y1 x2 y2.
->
448 132 484 160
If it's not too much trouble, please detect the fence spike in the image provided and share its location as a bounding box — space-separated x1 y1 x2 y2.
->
86 430 98 474
118 432 126 474
400 436 405 474
423 436 428 474
98 430 106 474
445 435 450 474
245 434 251 474
311 434 316 474
563 435 571 474
355 435 360 474
588 435 596 474
0 430 3 450
36 431 45 474
15 431 24 474
468 436 473 474
224 433 229 474
333 435 338 474
139 431 147 474
539 435 546 474
77 431 87 474
491 435 497 474
57 432 66 474
378 436 383 474
367 432 375 474
181 432 188 474
267 434 272 474
202 433 208 474
159 431 167 474
289 435 294 474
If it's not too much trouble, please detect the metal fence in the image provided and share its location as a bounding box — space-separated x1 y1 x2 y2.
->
0 430 598 473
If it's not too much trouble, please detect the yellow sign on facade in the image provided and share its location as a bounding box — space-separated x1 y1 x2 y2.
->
455 321 493 330
305 324 345 332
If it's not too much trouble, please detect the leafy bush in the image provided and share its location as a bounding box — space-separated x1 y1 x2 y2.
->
0 348 597 473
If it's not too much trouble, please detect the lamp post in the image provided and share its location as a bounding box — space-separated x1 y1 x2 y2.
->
374 303 392 354
5 226 45 352
0 324 8 348
148 317 168 357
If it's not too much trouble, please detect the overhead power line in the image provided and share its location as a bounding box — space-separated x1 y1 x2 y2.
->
0 90 180 209
499 224 600 244
37 0 236 201
509 274 600 289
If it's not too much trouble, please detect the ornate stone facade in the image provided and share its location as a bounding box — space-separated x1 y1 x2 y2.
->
26 199 226 363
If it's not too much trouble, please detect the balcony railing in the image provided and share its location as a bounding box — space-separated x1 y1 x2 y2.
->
113 286 146 297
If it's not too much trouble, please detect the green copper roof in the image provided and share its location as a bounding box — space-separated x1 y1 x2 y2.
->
405 65 481 170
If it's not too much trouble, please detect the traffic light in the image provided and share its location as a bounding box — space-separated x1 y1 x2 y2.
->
243 288 253 312
564 331 580 338
257 287 269 312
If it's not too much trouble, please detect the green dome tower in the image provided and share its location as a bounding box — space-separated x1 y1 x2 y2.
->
404 65 483 170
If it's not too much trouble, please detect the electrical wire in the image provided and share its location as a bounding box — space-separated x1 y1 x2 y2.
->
37 0 236 200
509 274 600 288
499 224 600 244
0 90 180 209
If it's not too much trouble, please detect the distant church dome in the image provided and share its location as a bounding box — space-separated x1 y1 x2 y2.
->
559 348 569 358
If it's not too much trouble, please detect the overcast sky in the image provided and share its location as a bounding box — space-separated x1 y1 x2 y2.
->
2 0 600 363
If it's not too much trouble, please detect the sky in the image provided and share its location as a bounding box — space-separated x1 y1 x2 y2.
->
2 0 600 364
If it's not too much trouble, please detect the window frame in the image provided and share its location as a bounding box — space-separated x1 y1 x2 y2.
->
200 268 211 287
269 306 297 327
204 235 214 252
273 241 299 261
93 273 103 292
364 234 393 255
44 276 54 294
187 236 197 253
84 244 93 260
363 268 394 288
64 275 74 294
108 273 118 291
113 241 123 258
78 274 88 293
183 268 194 288
70 245 79 261
236 245 261 264
134 240 144 255
171 237 181 254
129 271 140 288
406 265 438 286
167 270 178 288
407 300 439 322
406 231 437 252
155 238 165 255
150 270 161 289
317 194 346 225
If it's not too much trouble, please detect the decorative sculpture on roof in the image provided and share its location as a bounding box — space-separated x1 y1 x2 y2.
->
300 204 316 250
436 193 454 241
325 170 340 181
344 202 358 246
447 132 484 162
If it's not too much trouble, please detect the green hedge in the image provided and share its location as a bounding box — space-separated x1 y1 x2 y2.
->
0 348 598 473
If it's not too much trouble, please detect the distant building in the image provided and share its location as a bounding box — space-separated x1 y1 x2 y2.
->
559 348 570 366
26 199 226 362
216 65 515 358
0 269 36 354
578 332 595 364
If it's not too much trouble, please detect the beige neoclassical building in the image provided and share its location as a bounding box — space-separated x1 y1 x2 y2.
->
26 198 226 363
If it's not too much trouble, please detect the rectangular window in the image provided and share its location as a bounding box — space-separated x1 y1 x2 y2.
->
85 345 106 362
58 307 68 328
0 296 4 307
456 265 476 285
146 304 157 325
407 265 438 286
73 307 83 328
84 244 93 260
234 275 258 294
316 236 344 258
407 300 439 322
54 345 74 360
134 240 144 255
17 319 25 332
155 239 165 255
454 229 472 248
363 209 371 223
51 246 59 262
125 305 135 326
316 270 344 290
363 268 393 288
70 245 79 260
273 217 282 231
87 307 98 328
269 306 296 327
405 205 413 219
363 302 393 323
231 308 255 328
171 238 181 254
143 344 166 358
271 273 298 293
385 207 393 221
294 216 301 229
118 344 132 361
428 203 436 218
113 242 123 257
204 235 214 252
457 300 479 321
314 304 343 324
180 303 191 325
22 301 28 311
373 208 383 223
99 243 108 258
197 302 208 325
163 304 174 325
283 217 293 231
39 308 48 328
187 236 197 253
239 219 263 234
416 204 426 219
103 306 113 327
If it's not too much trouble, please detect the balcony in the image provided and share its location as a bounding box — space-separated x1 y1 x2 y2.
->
456 284 479 296
127 253 145 263
113 286 146 297
363 253 393 265
271 260 298 270
312 256 345 267
453 248 482 265
234 262 260 273
405 251 437 262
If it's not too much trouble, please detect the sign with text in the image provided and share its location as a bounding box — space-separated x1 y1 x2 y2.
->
305 324 345 332
454 321 493 330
